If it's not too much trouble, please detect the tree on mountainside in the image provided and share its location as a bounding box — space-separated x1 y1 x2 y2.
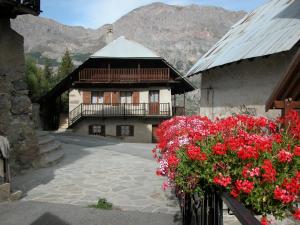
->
25 57 50 102
56 49 74 82
55 49 75 113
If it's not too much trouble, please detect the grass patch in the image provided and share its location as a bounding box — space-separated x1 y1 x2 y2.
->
88 198 113 210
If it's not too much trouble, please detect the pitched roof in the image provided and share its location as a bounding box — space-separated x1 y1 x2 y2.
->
187 0 300 76
91 36 160 59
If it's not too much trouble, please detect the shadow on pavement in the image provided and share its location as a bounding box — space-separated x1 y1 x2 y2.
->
31 212 71 225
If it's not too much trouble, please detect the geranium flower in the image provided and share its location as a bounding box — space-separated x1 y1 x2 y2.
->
235 180 254 194
293 208 300 220
261 160 276 183
212 143 227 155
294 146 300 156
186 145 207 161
261 216 269 225
213 174 231 187
277 150 293 163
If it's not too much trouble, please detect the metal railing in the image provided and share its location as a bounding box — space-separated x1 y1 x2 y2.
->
69 103 171 126
180 189 260 225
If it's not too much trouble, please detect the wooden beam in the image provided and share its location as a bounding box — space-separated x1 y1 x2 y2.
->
273 100 300 109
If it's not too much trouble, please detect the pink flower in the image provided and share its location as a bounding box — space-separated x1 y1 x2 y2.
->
162 181 169 191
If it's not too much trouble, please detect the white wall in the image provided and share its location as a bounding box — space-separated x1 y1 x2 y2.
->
69 87 172 106
199 49 297 119
73 118 161 143
69 89 82 112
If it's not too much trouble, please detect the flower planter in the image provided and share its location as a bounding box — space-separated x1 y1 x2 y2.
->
153 111 300 224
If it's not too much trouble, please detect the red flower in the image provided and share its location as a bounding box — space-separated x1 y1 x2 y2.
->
167 155 179 167
277 149 293 163
235 180 254 194
261 216 269 225
274 186 297 204
294 146 300 157
293 208 300 220
212 143 227 155
237 145 259 160
261 160 276 183
187 145 207 161
242 166 260 178
213 174 231 187
230 188 240 198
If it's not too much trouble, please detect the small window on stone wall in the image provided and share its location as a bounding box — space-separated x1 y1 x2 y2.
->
116 125 134 137
89 125 105 136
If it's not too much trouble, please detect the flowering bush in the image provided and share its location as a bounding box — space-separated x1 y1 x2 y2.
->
153 111 300 224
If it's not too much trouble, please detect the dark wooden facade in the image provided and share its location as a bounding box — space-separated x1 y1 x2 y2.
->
40 57 195 130
266 48 300 116
0 0 40 18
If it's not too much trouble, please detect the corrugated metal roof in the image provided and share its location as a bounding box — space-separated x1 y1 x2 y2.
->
91 36 160 59
187 0 300 76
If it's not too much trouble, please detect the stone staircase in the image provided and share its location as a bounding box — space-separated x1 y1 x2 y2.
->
37 131 64 167
0 183 22 202
58 114 69 131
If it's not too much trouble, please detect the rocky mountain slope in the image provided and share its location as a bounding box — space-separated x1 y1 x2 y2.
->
11 3 245 114
11 2 245 73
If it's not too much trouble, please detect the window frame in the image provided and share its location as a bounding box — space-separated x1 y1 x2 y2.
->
120 91 133 104
89 124 105 136
91 91 104 104
116 125 134 137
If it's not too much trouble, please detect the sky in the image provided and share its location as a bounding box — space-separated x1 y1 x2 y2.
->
41 0 267 29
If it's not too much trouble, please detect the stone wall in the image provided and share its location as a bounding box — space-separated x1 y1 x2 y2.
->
0 19 39 171
199 48 298 120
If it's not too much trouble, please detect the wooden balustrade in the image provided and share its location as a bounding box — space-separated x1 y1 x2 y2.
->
78 68 170 83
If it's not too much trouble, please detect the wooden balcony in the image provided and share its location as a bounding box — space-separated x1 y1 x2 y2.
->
69 103 171 126
78 68 170 83
0 0 41 17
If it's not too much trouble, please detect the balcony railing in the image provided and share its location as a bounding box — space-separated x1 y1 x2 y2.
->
69 103 171 126
78 68 170 83
0 0 41 17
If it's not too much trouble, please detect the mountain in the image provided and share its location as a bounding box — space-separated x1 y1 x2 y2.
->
11 2 245 114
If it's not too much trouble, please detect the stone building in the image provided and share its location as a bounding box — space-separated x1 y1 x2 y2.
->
186 0 300 119
40 36 195 143
0 0 40 170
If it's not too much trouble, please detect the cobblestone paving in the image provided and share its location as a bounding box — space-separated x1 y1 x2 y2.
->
13 143 179 214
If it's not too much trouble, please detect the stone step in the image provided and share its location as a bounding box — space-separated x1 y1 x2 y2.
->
39 140 61 155
36 130 50 138
40 151 64 168
38 135 55 146
0 183 10 202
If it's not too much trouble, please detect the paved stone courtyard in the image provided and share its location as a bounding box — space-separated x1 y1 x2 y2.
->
13 135 179 215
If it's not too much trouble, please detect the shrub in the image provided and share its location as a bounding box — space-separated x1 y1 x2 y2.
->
89 198 113 210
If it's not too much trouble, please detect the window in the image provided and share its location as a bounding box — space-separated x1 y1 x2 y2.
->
89 125 105 136
149 90 159 103
120 91 132 103
91 91 104 104
116 125 134 136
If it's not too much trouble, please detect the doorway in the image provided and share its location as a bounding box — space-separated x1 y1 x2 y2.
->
149 90 159 115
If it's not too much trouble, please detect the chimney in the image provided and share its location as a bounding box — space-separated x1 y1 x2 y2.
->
106 25 113 44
